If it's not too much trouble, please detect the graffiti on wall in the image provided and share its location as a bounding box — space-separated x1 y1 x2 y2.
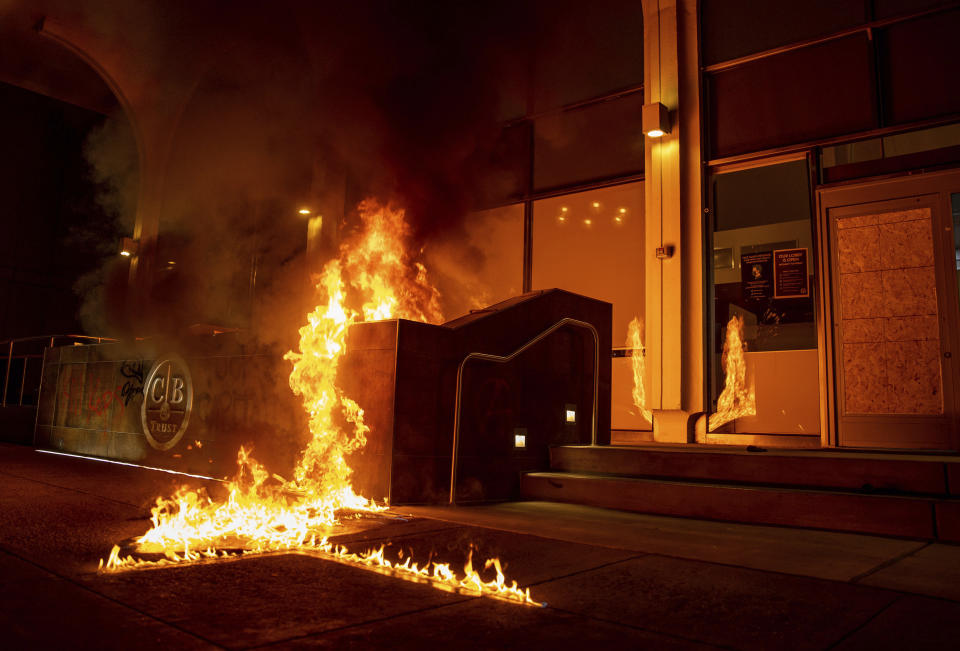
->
119 359 145 406
58 359 145 427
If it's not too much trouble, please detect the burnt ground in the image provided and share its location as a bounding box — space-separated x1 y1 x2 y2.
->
2 442 960 650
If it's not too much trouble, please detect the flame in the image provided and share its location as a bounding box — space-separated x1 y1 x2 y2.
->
99 200 539 606
101 539 538 606
708 315 756 431
627 317 651 424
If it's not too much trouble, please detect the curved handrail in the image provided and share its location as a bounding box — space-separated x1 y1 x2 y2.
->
448 317 600 505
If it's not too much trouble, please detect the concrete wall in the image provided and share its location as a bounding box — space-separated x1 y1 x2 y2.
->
34 338 305 479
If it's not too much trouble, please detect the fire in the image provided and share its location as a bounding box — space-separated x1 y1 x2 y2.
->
100 539 536 605
708 315 756 431
100 200 539 606
627 317 651 424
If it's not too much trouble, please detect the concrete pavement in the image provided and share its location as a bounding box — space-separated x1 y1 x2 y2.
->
2 442 959 649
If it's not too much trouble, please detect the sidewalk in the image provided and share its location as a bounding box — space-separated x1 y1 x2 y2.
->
2 442 959 650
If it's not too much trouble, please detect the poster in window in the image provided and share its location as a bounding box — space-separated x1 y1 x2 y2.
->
740 251 772 301
773 248 808 299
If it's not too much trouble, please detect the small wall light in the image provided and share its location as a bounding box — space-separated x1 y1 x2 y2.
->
120 237 139 257
642 102 671 138
298 208 312 215
565 404 577 423
514 428 527 449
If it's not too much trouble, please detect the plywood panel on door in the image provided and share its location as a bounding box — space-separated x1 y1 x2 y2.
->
829 194 954 449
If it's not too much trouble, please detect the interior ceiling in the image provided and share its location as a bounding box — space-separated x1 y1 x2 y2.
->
0 4 118 115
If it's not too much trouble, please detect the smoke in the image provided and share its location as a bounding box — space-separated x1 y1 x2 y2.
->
72 111 139 335
295 2 534 241
4 0 539 340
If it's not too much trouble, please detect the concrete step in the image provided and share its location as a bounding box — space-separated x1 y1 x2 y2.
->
550 445 960 496
520 471 959 540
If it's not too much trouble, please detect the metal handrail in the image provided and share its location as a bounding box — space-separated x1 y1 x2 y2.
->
448 317 600 505
2 334 117 407
0 334 115 347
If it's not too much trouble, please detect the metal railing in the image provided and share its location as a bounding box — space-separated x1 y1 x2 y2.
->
1 335 116 407
448 318 600 505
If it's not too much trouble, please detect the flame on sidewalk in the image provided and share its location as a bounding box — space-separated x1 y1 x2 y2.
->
99 200 540 606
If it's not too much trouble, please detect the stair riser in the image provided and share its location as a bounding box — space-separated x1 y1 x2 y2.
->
936 501 960 542
550 447 951 495
522 474 937 539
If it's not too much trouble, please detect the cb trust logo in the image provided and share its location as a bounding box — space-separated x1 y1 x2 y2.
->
140 354 193 451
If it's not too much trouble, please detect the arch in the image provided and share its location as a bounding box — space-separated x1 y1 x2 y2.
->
36 18 149 288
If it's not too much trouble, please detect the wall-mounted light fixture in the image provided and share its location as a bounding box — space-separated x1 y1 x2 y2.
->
514 428 527 449
120 237 139 257
642 102 671 138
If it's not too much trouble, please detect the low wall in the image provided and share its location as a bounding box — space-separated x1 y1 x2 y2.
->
34 336 305 479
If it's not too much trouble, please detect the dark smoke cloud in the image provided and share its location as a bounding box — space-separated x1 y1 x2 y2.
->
7 0 539 339
293 1 535 241
73 111 139 335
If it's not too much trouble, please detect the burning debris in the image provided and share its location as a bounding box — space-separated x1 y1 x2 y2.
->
100 201 541 607
708 315 757 431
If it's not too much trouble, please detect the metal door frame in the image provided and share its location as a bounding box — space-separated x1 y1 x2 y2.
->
817 168 960 450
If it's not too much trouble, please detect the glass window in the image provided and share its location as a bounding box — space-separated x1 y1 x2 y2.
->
709 160 820 434
534 93 644 191
820 123 960 183
874 0 957 20
883 123 960 157
700 0 865 65
707 34 877 158
426 204 524 322
531 182 647 430
879 8 960 126
820 139 885 169
531 0 643 112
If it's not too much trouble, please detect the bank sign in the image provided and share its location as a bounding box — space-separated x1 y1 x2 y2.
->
141 355 193 450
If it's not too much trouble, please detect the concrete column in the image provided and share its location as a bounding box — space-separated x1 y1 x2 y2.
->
643 0 704 442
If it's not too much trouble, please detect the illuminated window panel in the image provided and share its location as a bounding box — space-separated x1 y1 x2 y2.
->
532 181 647 430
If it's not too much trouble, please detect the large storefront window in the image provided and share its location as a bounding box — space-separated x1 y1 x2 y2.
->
531 181 647 430
709 159 820 435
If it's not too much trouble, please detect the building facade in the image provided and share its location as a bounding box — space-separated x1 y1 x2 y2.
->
7 1 960 455
440 0 960 452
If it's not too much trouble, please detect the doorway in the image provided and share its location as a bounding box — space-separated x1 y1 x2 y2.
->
820 170 960 449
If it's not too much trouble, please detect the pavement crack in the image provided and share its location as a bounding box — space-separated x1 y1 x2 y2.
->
329 524 463 546
242 596 478 650
825 594 901 650
522 554 647 588
0 468 144 510
849 541 930 584
542 603 739 651
0 544 226 649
